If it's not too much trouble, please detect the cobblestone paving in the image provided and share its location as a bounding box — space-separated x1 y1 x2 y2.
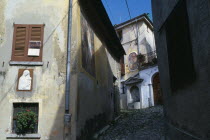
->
99 106 165 140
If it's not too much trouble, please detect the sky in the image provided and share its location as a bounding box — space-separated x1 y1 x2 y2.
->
102 0 152 25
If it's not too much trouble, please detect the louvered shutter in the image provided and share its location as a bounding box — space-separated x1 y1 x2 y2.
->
27 25 44 61
30 26 42 41
11 24 44 62
11 25 29 61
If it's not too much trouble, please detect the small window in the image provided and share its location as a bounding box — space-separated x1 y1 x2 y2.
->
12 103 39 134
120 56 125 76
11 24 44 62
165 0 195 91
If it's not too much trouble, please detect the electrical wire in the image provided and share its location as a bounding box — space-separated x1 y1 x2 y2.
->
124 0 132 19
104 0 117 24
124 0 139 52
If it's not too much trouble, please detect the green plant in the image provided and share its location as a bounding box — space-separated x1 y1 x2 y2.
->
16 109 38 134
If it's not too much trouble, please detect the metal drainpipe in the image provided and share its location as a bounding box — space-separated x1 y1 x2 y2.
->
135 19 140 54
64 0 72 138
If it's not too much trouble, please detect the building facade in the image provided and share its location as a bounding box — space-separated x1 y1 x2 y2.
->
152 0 210 139
0 0 124 140
115 14 162 109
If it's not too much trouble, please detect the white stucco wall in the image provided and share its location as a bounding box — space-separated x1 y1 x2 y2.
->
139 66 159 108
126 83 141 109
119 19 156 78
117 17 158 110
121 66 158 109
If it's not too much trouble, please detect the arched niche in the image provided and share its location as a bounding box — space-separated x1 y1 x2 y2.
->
130 86 140 103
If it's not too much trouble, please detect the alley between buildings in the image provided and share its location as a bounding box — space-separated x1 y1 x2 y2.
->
99 106 165 140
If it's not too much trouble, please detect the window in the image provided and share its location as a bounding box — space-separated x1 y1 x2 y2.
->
11 24 44 62
12 103 39 134
120 56 125 76
165 0 195 91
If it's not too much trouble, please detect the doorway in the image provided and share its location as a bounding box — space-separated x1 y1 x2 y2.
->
152 73 163 105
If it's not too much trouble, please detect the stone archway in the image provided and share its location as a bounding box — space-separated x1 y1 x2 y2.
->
152 73 163 105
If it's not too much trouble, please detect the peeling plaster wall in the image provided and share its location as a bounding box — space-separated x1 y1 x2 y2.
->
69 1 119 139
0 0 119 140
76 30 116 140
0 0 6 46
0 0 68 139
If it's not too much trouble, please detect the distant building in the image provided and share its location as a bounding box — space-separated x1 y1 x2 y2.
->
115 14 162 109
0 0 124 140
152 0 210 139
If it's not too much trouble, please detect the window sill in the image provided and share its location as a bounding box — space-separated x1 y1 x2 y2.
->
10 61 43 66
6 134 41 139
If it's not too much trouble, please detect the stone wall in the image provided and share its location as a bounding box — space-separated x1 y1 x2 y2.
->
152 0 210 139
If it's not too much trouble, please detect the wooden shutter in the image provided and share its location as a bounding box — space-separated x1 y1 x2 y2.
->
30 26 42 41
11 24 44 62
11 25 29 61
28 25 44 62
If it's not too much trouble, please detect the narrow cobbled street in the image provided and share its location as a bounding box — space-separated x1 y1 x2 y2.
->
99 106 165 140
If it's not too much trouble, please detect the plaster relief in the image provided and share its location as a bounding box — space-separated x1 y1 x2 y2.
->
17 69 33 91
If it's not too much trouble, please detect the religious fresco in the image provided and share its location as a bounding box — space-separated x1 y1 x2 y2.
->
81 14 95 77
128 52 139 71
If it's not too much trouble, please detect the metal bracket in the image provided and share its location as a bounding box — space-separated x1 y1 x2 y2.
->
64 114 71 123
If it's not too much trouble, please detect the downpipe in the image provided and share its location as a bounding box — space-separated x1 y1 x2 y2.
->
64 0 73 139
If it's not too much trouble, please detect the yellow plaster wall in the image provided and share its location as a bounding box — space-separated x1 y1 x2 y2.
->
69 1 117 139
0 0 69 139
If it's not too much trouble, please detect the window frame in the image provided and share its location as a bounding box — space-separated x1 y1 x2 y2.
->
12 103 39 134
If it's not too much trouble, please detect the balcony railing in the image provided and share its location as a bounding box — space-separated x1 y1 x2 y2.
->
137 51 157 70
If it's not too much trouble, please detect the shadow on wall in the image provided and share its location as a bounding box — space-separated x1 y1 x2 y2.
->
46 39 80 139
48 45 121 140
140 38 153 57
76 46 118 140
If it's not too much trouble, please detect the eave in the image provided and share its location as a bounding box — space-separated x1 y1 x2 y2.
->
78 0 125 61
115 13 153 31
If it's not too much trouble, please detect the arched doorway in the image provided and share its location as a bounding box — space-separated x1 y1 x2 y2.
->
130 86 140 103
152 73 163 105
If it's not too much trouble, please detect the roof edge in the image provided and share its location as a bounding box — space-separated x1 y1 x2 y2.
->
115 13 153 30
